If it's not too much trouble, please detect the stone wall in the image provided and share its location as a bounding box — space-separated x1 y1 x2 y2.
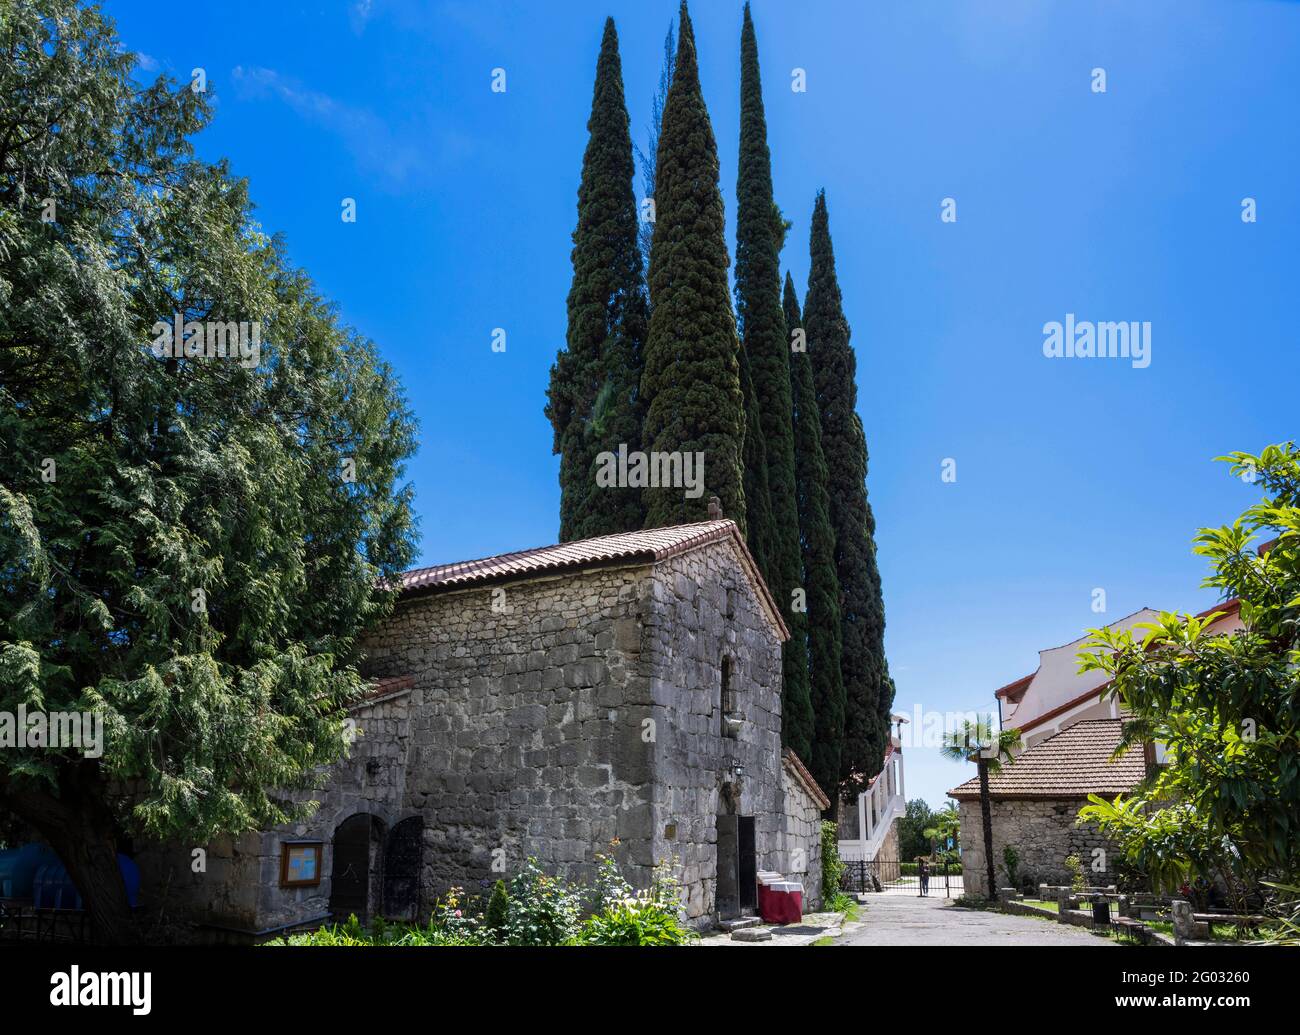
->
361 562 655 906
135 688 411 940
958 797 1117 898
139 536 798 935
878 816 900 865
782 765 824 909
643 544 787 922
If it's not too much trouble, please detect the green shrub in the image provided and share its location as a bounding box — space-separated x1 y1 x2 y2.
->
573 854 695 946
576 901 694 945
1003 845 1020 888
503 858 582 946
267 855 701 947
485 879 509 939
1064 854 1086 892
900 861 961 876
821 821 845 896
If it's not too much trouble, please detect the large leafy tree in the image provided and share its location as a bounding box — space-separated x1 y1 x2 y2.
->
805 191 893 790
1079 443 1300 911
641 1 746 530
940 720 1021 901
0 1 417 942
783 275 833 784
546 18 647 541
735 5 811 757
896 797 934 861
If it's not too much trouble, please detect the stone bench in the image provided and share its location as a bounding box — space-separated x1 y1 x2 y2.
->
1170 900 1270 944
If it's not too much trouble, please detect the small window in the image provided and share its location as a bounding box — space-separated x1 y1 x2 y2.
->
720 656 737 738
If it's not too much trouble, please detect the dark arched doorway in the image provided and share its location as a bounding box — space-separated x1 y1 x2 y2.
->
329 814 383 920
382 816 424 920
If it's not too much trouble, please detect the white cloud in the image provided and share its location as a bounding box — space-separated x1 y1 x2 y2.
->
349 0 375 35
230 65 426 191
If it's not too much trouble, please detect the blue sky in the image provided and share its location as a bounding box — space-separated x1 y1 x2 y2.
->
107 0 1298 809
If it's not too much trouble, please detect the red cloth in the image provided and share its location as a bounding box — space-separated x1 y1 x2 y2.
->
758 883 804 924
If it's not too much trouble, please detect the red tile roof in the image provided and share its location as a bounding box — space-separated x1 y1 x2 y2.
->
351 673 415 709
388 519 789 640
947 719 1146 800
994 673 1034 701
782 749 831 810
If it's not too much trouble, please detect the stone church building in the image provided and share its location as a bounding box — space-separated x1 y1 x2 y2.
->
139 518 829 939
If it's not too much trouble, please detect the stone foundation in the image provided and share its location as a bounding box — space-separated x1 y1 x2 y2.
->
957 797 1119 899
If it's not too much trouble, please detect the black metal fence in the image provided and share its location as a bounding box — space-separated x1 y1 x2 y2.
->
840 858 963 898
0 902 91 943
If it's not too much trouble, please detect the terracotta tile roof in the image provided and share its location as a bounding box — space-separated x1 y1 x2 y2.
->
782 749 831 810
349 674 415 710
388 519 789 640
947 719 1146 800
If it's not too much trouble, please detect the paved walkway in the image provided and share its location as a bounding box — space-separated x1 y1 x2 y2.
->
835 894 1114 946
697 912 845 946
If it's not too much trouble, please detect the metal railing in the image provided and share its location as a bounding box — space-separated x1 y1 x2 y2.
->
840 859 963 899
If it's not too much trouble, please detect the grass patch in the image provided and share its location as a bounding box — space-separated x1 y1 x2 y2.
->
1020 898 1060 913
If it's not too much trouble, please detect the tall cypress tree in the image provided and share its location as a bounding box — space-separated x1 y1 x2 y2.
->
739 346 774 579
545 18 647 541
804 192 893 791
736 4 812 761
641 1 746 530
785 273 843 801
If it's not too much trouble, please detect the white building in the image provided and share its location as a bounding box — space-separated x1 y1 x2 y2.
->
837 714 908 864
997 600 1243 751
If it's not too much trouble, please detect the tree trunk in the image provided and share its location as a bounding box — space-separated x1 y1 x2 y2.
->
0 764 138 944
978 759 996 901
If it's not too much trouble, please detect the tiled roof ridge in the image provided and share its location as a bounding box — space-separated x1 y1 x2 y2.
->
782 748 831 810
388 519 790 640
947 718 1146 800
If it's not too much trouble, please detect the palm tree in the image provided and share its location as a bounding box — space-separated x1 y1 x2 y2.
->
923 802 961 864
940 718 1021 901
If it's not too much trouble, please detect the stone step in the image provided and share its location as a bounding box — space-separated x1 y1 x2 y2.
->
730 926 773 942
717 916 763 932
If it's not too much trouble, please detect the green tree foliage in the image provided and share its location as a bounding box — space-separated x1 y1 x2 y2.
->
738 347 774 579
633 21 675 273
641 1 746 530
546 18 647 540
735 5 811 757
784 275 838 786
897 798 935 860
923 802 962 865
0 1 417 942
1078 443 1300 909
804 191 893 791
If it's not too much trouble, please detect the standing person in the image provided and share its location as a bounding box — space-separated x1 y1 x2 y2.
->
918 858 930 897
